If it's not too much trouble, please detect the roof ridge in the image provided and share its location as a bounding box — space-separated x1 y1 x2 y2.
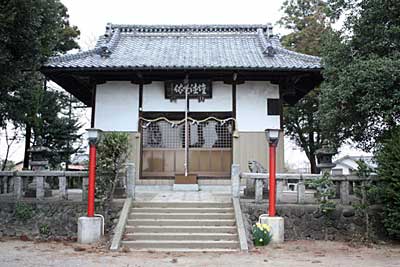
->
98 28 121 57
257 28 275 57
106 23 273 33
47 48 101 64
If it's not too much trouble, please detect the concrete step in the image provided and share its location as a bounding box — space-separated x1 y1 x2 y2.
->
126 219 236 227
132 202 232 208
128 212 235 220
123 232 238 241
125 225 237 233
120 240 239 249
130 207 234 213
120 248 238 253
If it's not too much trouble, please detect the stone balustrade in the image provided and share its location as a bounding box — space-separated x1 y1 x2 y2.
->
0 171 88 201
0 163 136 202
231 164 377 205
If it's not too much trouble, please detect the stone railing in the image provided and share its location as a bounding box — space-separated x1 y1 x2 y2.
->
231 164 376 205
0 170 88 201
0 163 136 201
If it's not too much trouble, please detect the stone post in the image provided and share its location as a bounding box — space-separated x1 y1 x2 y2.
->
255 178 263 203
2 177 7 194
14 176 22 200
276 179 284 203
82 177 88 201
340 180 350 205
297 180 306 204
35 176 44 200
126 163 136 199
59 176 68 200
231 164 240 198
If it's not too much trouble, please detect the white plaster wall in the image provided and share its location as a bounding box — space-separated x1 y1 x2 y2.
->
236 81 280 131
94 81 139 131
142 81 232 112
332 163 351 175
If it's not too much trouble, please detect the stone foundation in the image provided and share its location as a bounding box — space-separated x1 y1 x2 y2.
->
0 201 122 240
241 201 387 248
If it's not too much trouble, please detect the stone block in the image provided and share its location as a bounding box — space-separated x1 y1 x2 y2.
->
259 215 284 244
255 179 263 203
58 176 67 200
297 181 306 204
173 184 199 191
340 181 350 205
231 164 240 198
126 163 136 199
276 180 284 203
78 216 102 244
342 207 355 217
13 177 22 200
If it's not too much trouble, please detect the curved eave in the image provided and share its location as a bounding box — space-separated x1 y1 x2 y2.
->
40 66 323 107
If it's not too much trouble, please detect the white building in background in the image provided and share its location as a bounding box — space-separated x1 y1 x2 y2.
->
332 155 376 175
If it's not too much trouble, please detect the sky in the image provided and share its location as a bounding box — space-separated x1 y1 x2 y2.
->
0 0 369 169
62 0 288 49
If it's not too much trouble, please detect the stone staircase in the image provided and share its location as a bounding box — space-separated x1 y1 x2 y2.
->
120 202 239 252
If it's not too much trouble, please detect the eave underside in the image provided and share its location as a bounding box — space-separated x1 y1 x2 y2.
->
42 67 323 106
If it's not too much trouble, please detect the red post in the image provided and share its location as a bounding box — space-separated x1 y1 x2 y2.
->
87 143 96 217
268 143 277 216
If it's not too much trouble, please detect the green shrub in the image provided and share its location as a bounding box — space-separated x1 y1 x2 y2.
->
376 128 400 239
96 132 130 203
307 172 336 214
252 223 272 246
15 202 33 221
39 223 50 236
353 160 381 241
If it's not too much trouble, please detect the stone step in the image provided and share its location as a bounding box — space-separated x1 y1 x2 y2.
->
125 225 237 233
128 212 235 220
120 240 239 249
121 248 238 253
126 219 236 227
130 207 234 213
132 202 232 208
123 232 238 241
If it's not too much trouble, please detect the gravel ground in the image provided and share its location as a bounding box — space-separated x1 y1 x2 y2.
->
0 238 399 267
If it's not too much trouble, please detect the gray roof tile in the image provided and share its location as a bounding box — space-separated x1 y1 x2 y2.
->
45 24 321 70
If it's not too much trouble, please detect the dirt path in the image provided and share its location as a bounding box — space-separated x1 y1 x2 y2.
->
0 238 399 267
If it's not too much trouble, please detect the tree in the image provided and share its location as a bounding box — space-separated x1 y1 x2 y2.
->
376 128 400 239
279 0 330 56
320 0 400 150
34 89 83 167
279 0 331 173
0 0 80 168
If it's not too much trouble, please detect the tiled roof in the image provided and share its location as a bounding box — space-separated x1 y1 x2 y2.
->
45 24 321 70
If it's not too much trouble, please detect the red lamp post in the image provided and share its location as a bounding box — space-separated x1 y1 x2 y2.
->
86 128 102 217
265 129 280 217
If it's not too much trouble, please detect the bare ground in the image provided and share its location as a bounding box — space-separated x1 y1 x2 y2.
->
0 238 399 267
